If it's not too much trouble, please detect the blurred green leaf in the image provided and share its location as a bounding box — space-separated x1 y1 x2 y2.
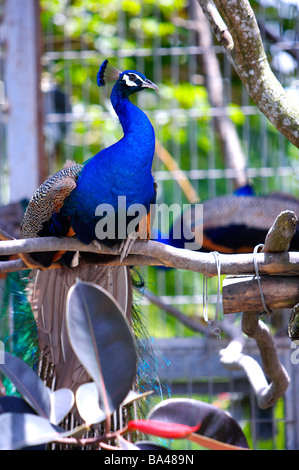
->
227 104 245 126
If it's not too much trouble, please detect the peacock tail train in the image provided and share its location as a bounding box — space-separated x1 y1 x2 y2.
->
0 265 164 421
0 271 39 395
0 60 163 414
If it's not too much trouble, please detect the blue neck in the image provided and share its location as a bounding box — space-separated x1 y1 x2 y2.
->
111 87 155 146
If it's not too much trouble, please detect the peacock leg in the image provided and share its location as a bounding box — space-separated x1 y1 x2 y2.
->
119 232 138 263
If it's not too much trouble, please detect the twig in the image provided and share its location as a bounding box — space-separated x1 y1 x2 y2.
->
1 236 299 278
155 140 200 204
196 0 233 50
190 0 247 189
141 289 209 335
197 0 299 147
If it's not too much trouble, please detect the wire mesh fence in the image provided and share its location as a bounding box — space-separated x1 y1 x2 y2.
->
1 0 299 449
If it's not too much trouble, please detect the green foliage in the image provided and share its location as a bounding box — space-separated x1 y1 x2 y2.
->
0 273 38 395
0 281 249 450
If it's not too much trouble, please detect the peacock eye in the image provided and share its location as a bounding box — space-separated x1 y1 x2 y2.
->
128 73 137 81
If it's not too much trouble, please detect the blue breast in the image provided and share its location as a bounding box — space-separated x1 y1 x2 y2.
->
62 98 156 245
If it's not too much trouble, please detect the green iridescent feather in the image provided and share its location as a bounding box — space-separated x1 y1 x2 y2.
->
0 272 39 395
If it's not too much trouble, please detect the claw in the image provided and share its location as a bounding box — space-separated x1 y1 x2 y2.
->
71 251 80 267
92 240 102 251
119 232 138 263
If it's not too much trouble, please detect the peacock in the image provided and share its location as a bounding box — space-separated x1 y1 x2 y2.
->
12 60 159 393
154 190 299 254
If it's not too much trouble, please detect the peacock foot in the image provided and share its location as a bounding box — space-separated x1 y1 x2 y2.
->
119 232 138 263
92 240 102 251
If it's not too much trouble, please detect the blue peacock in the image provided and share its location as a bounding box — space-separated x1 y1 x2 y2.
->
21 59 158 268
10 60 159 392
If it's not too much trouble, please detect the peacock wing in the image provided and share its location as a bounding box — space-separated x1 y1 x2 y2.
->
20 163 82 240
20 163 83 268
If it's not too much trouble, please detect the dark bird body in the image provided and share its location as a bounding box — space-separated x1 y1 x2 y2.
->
156 192 299 254
197 193 299 253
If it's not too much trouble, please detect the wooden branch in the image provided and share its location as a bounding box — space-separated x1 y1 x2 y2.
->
142 289 209 335
155 140 200 204
222 275 299 314
190 0 247 189
197 0 299 148
220 210 293 408
196 0 234 50
239 210 293 407
219 325 290 409
222 211 298 313
241 317 290 408
263 210 298 253
2 236 299 277
220 309 290 409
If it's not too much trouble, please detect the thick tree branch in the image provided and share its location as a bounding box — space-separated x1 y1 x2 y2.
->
1 236 299 277
219 323 290 409
223 275 299 314
197 0 299 147
220 210 294 408
196 0 234 50
188 0 248 189
223 211 299 312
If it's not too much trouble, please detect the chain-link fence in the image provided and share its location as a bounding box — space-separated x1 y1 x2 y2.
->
1 0 299 449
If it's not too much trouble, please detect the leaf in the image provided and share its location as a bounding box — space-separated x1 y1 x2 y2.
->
0 396 47 450
134 440 169 450
0 413 67 450
66 280 137 415
0 352 51 419
0 396 37 415
187 432 248 451
127 419 200 438
75 382 106 425
76 384 151 426
121 390 153 407
117 435 140 450
48 388 75 425
147 398 249 449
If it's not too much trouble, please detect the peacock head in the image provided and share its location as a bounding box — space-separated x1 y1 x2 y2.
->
97 59 158 97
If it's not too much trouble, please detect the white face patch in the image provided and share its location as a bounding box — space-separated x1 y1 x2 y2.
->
122 73 141 87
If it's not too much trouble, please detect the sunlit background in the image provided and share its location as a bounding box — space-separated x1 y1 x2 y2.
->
1 0 299 449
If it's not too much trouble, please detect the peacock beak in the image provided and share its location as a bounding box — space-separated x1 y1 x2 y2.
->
142 79 159 92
